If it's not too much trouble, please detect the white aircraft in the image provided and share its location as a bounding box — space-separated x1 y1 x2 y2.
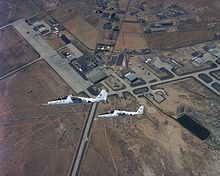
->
97 105 144 118
45 90 107 105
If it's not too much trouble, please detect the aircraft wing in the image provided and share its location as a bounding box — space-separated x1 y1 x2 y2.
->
44 89 108 105
46 96 84 105
97 106 144 118
98 110 119 118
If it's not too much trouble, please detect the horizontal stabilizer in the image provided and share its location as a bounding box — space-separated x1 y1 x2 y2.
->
137 105 144 114
96 90 108 102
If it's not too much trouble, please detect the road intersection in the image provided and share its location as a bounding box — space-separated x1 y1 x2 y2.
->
0 18 219 176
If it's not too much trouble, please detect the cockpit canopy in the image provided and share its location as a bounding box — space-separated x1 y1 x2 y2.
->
108 110 115 114
54 96 68 101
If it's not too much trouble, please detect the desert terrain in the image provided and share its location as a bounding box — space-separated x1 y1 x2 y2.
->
0 26 40 77
115 22 148 51
153 78 220 147
146 30 215 50
0 60 89 176
0 0 41 27
0 0 220 176
64 16 99 50
80 94 220 176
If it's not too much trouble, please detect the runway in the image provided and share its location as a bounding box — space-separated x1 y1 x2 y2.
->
69 103 98 176
12 19 92 94
0 58 42 81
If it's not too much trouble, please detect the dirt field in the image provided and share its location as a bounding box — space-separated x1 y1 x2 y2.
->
0 0 41 27
146 30 215 50
84 14 100 28
143 0 220 24
64 16 98 50
145 0 216 9
0 60 89 176
120 0 129 11
161 48 217 76
80 92 220 176
115 22 148 51
97 29 114 45
0 26 40 77
43 33 65 50
152 78 220 117
34 0 75 22
121 22 142 33
124 13 138 22
199 9 220 23
47 0 96 23
152 78 220 146
115 33 147 51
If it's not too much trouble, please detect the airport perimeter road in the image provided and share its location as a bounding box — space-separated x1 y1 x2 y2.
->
0 23 12 30
0 58 42 81
69 103 98 176
110 66 220 97
12 19 92 94
148 67 220 96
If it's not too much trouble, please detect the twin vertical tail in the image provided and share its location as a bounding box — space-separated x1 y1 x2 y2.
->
137 106 144 114
96 90 108 102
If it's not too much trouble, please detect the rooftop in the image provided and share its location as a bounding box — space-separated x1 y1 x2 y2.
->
124 72 138 82
87 68 107 84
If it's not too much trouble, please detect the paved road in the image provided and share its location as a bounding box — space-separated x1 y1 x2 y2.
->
108 66 220 97
1 18 218 176
69 103 98 176
12 19 92 94
150 67 220 96
0 22 13 30
10 19 220 97
110 0 131 56
0 58 42 81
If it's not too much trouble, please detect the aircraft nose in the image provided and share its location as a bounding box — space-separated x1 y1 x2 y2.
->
48 101 55 105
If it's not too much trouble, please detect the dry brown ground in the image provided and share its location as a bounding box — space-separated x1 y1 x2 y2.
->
124 14 138 22
120 0 130 11
0 26 40 77
120 22 142 33
145 0 216 9
199 9 220 23
115 32 147 51
162 49 216 76
146 30 215 50
0 60 89 176
0 0 41 27
144 0 220 23
43 33 65 50
153 78 220 117
80 94 220 176
97 29 113 45
48 0 97 23
115 22 148 51
84 14 100 28
64 16 98 50
173 0 219 10
152 78 220 151
47 1 83 22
